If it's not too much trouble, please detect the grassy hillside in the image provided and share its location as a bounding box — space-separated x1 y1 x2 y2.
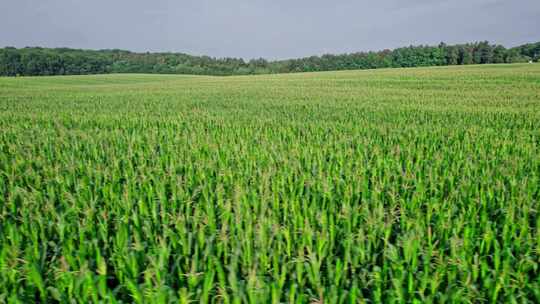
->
1 64 539 303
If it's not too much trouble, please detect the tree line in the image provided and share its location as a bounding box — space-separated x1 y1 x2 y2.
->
0 41 538 77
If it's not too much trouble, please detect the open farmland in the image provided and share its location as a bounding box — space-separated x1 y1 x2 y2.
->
1 64 540 303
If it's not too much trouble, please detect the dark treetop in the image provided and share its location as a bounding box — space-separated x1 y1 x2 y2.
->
0 41 539 77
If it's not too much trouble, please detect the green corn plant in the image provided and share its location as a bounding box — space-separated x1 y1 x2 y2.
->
0 63 539 302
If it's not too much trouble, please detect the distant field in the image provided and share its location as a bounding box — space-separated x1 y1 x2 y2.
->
1 64 539 303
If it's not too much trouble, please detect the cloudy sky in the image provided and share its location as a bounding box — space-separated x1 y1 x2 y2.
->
1 0 539 59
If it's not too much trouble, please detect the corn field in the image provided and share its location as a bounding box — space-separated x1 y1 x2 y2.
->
1 64 540 303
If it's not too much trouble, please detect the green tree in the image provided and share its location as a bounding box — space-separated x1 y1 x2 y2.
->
445 46 459 65
492 45 506 63
0 47 22 76
459 46 473 65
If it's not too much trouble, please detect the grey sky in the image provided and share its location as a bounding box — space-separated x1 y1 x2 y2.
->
1 0 539 60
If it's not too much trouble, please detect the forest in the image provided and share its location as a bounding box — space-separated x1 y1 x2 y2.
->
0 41 538 76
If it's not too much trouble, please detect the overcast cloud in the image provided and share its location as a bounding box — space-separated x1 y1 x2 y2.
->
1 0 539 59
